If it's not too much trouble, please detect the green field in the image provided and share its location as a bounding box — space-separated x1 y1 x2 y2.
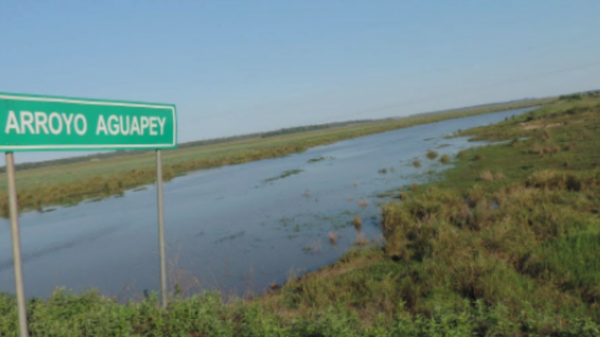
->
1 93 599 336
0 99 548 216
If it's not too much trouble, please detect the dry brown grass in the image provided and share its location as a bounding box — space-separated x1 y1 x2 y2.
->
357 199 370 209
565 143 578 151
304 239 322 254
479 170 494 181
353 232 369 246
493 172 506 180
542 128 552 140
328 232 337 245
525 170 583 191
529 142 561 156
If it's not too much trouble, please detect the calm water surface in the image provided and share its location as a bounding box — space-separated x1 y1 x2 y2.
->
0 108 534 298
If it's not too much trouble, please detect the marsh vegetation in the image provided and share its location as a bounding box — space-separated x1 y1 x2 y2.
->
426 150 439 160
264 169 304 183
4 95 599 336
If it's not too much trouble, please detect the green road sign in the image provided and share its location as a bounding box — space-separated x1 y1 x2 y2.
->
0 92 177 151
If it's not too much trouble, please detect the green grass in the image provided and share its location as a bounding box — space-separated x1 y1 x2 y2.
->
0 99 549 216
525 231 600 302
255 92 600 334
307 156 333 163
11 287 599 337
6 95 600 336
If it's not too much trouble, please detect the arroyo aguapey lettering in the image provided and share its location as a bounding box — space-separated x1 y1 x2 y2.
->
4 110 167 137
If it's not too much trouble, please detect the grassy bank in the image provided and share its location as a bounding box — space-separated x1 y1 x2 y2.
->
0 99 548 216
4 94 600 336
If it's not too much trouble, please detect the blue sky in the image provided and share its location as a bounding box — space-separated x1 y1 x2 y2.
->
1 0 599 163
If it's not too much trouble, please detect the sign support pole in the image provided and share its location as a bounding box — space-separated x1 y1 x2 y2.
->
6 152 29 337
155 149 168 307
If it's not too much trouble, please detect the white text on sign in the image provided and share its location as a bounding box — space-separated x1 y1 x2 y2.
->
4 110 167 137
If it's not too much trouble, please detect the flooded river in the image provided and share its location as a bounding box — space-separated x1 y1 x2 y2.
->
0 107 534 298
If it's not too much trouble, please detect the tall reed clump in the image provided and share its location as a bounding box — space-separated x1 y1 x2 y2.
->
440 154 451 164
328 232 337 245
353 215 362 231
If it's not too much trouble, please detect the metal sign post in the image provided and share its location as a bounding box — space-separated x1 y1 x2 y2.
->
155 149 168 307
0 92 178 331
5 152 30 337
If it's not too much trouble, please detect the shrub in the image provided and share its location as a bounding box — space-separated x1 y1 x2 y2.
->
440 155 451 164
426 150 439 160
525 170 583 191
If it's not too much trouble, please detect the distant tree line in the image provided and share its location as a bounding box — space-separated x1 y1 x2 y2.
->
260 120 371 138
